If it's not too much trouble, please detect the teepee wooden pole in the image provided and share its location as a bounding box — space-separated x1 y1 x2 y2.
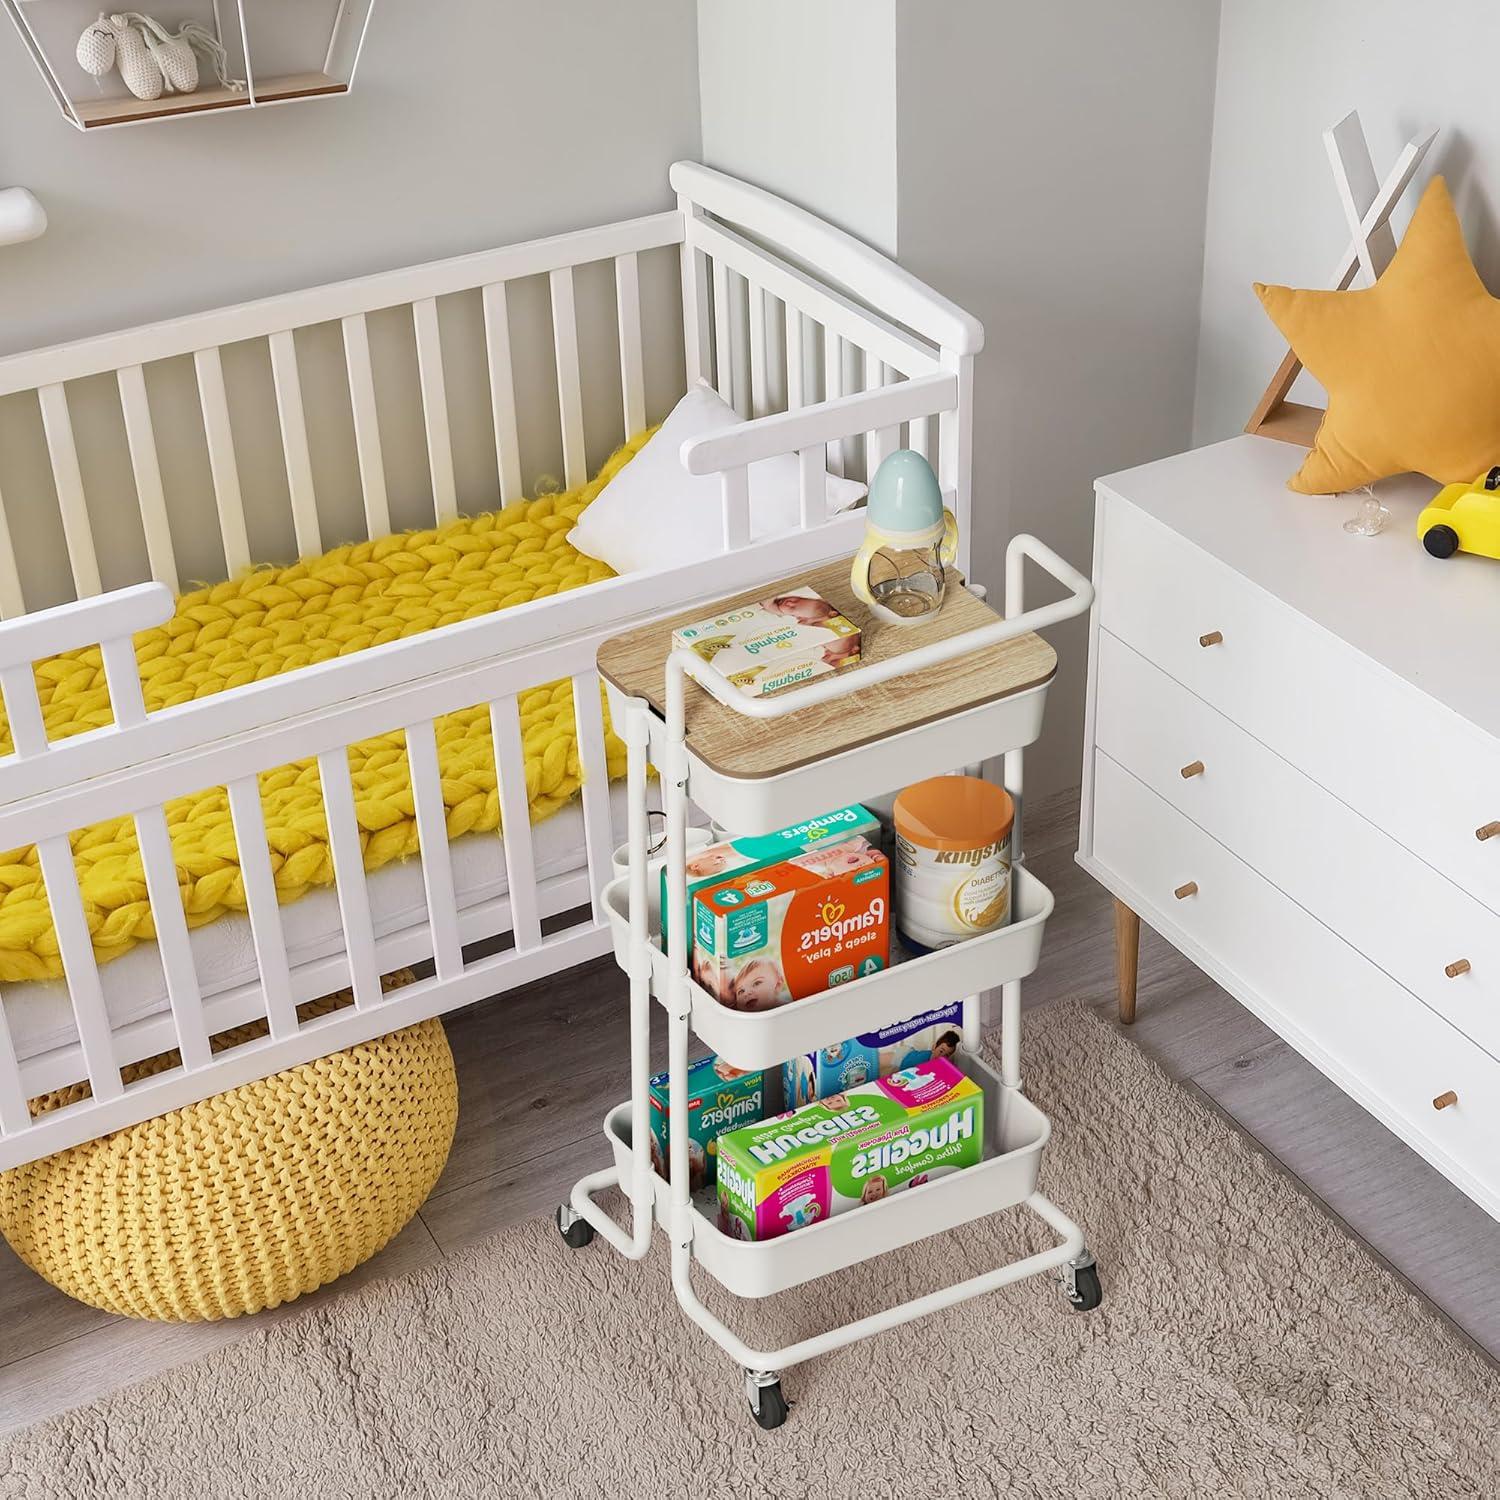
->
1247 114 1438 446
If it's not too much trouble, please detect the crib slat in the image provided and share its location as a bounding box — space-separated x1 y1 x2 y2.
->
316 747 381 1010
712 257 733 405
0 995 30 1137
0 664 47 756
405 719 463 981
133 805 211 1072
823 331 846 477
226 776 298 1041
117 365 178 593
764 293 787 413
614 252 647 439
481 282 523 506
35 836 122 1102
679 237 712 386
99 637 146 729
0 482 25 619
749 282 769 419
37 383 102 599
412 297 458 524
720 465 751 551
550 268 586 491
729 273 752 419
268 329 321 558
341 313 391 539
488 696 541 952
193 348 251 576
571 674 614 924
866 358 899 471
785 305 806 411
798 446 825 530
910 413 933 463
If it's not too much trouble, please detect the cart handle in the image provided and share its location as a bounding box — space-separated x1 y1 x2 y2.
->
666 533 1092 734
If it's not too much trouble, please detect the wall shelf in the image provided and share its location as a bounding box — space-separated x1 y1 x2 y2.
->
3 2 373 132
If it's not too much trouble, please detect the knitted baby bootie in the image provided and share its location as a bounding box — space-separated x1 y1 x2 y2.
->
75 14 118 78
107 13 163 100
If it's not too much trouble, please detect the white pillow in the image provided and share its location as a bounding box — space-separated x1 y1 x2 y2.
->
566 381 866 573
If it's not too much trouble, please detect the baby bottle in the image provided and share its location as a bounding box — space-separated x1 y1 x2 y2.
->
850 449 958 624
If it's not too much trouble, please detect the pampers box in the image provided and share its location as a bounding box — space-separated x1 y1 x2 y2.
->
647 1053 764 1192
782 1001 963 1108
716 1057 983 1241
693 838 889 1010
658 804 880 949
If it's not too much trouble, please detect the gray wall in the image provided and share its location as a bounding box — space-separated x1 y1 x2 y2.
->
1193 0 1500 445
0 1 702 353
696 0 898 253
895 0 1220 803
693 0 1220 804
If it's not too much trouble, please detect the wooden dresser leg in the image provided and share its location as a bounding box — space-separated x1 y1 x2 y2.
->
1114 899 1141 1025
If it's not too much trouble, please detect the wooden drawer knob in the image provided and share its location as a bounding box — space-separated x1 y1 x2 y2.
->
1477 822 1500 842
1198 631 1223 648
1433 1090 1458 1111
1445 958 1471 978
1173 881 1198 900
1180 760 1205 779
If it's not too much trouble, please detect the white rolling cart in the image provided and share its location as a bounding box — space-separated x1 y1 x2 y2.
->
558 541 1096 1430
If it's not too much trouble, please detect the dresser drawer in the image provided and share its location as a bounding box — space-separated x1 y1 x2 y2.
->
1095 628 1500 1065
1097 491 1500 919
1091 750 1500 1214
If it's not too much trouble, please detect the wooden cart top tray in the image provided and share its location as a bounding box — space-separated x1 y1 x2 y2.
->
596 558 1056 780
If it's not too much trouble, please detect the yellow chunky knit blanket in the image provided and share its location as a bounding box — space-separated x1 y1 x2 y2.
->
0 434 649 985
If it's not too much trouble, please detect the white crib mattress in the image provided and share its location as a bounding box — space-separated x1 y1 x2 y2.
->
3 786 632 1066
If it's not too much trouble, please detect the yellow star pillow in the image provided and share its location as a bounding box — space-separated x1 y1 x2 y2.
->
1255 176 1500 495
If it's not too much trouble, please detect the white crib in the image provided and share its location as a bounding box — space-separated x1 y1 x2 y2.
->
0 161 983 1171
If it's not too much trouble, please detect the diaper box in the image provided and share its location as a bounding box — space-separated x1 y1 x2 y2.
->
782 1001 964 1108
647 1054 765 1192
716 1057 984 1242
671 586 862 699
658 804 881 949
691 838 890 1011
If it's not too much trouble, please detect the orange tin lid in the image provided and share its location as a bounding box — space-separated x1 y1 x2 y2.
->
893 775 1014 852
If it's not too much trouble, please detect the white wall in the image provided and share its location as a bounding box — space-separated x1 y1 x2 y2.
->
696 0 898 252
896 0 1221 802
1193 0 1500 445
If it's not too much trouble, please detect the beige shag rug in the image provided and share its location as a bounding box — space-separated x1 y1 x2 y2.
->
3 1000 1496 1498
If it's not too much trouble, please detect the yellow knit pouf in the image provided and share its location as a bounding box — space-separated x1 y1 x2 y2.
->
0 991 458 1322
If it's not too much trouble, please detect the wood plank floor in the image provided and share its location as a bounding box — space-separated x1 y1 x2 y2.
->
2 787 1496 1436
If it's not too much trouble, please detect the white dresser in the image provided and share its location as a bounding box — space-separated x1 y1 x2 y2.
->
1079 434 1500 1223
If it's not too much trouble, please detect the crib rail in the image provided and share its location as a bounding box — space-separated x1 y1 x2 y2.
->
0 499 873 1164
0 589 628 1163
672 160 980 574
0 211 685 614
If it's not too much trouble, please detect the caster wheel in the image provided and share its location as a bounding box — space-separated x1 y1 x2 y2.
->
1067 1263 1103 1313
747 1380 789 1431
1423 524 1459 559
555 1204 595 1249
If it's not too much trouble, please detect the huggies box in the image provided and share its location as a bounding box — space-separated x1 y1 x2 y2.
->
716 1057 984 1241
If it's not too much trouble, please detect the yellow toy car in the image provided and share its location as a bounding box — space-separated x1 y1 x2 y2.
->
1419 467 1500 559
